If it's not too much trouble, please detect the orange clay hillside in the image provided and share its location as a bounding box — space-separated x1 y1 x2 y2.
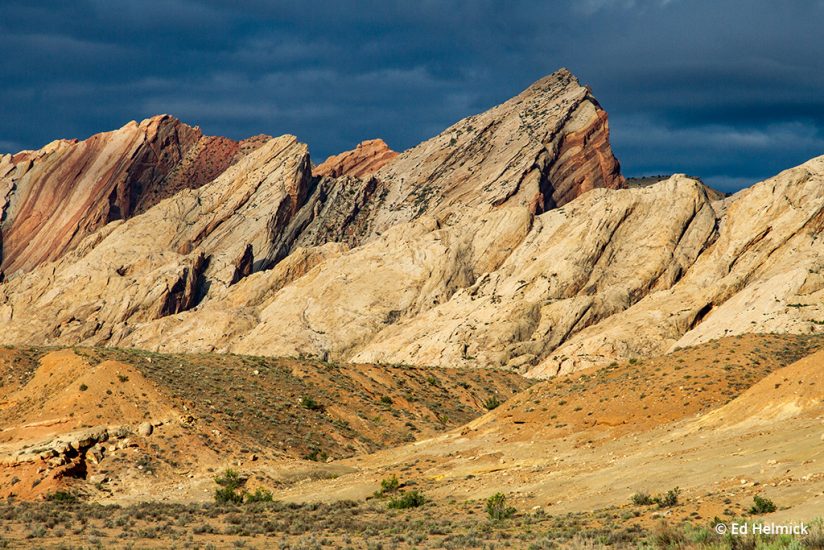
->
266 333 823 526
0 350 175 443
695 347 824 428
0 350 209 501
476 332 824 441
0 347 529 502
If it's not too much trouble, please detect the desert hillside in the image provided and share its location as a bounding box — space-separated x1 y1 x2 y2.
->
0 347 529 502
0 67 822 548
0 334 819 547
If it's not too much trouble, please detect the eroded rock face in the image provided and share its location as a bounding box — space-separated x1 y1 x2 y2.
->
326 69 624 247
351 176 719 371
313 139 398 178
114 162 824 375
0 69 819 377
0 116 269 277
525 158 824 376
0 136 311 346
267 69 625 261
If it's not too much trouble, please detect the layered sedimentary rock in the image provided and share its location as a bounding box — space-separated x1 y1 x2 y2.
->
0 68 820 377
0 136 310 345
0 115 268 277
118 161 822 374
313 139 397 178
0 69 627 354
351 176 719 371
525 157 824 376
280 69 625 254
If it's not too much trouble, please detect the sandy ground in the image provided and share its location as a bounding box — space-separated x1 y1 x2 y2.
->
272 346 824 527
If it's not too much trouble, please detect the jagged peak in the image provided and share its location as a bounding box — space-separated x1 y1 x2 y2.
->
510 68 583 103
527 67 578 89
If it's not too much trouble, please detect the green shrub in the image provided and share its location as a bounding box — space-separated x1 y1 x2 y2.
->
654 487 680 508
79 384 88 392
388 490 426 509
304 448 328 462
245 488 273 503
652 521 686 547
630 492 654 506
214 469 245 504
804 518 824 548
300 396 323 411
684 524 713 545
483 396 502 410
486 492 516 520
45 491 77 503
375 475 399 497
749 495 776 515
380 395 393 405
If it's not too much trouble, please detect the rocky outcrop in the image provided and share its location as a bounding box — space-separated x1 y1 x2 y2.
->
232 207 535 358
313 139 397 178
260 69 626 265
0 116 268 277
0 68 819 377
0 135 311 346
351 176 718 371
230 244 255 285
525 158 824 376
280 175 382 252
119 243 349 353
122 161 822 374
545 100 624 206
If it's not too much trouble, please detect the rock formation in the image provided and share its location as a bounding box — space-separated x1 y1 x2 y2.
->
0 115 269 277
114 161 823 375
0 68 820 377
0 135 311 345
345 69 625 244
313 139 398 178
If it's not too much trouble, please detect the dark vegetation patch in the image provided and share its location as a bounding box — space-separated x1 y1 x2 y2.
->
0 499 818 548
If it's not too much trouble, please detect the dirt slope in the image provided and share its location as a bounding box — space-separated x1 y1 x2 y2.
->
695 348 823 428
0 348 529 502
267 335 823 524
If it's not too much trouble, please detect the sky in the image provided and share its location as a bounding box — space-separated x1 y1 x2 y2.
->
2 1 824 192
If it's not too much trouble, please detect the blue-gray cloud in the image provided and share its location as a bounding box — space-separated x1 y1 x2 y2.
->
1 0 823 192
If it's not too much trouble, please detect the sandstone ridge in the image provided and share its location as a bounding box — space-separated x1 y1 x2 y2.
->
313 139 398 178
0 69 821 377
0 115 270 278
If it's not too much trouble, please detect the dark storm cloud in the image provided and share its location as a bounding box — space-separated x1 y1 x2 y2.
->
2 0 823 192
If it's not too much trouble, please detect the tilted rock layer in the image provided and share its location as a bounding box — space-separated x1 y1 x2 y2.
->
313 139 398 178
0 115 268 278
0 68 820 377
